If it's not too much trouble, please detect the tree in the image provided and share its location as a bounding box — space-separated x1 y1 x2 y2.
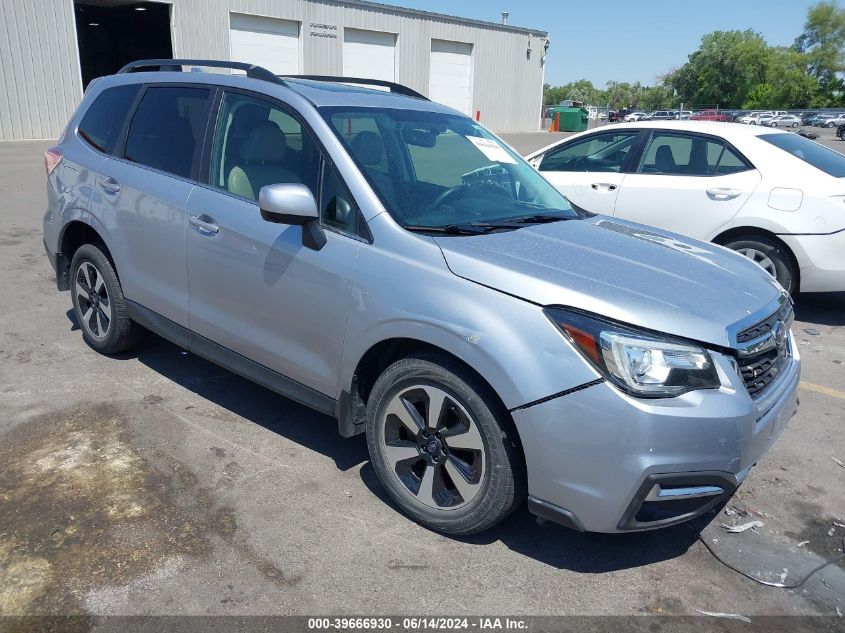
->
664 30 770 107
795 1 845 105
543 80 604 106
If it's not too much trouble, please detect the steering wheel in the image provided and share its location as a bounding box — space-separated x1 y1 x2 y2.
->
428 181 507 212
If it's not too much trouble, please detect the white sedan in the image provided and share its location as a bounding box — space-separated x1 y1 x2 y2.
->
623 112 646 122
525 121 845 294
768 114 801 127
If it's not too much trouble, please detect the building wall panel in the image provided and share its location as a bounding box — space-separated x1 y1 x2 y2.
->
0 0 82 139
0 0 545 139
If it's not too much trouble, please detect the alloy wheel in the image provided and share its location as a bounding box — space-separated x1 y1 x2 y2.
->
737 247 777 278
75 261 111 339
380 384 486 510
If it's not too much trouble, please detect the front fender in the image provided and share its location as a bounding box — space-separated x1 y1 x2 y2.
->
339 215 600 410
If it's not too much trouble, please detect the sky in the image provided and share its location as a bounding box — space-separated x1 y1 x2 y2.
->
390 0 821 87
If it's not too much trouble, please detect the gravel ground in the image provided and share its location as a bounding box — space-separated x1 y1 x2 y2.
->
0 138 843 625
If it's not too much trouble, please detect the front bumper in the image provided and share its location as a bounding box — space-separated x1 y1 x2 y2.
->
781 229 845 293
514 340 800 533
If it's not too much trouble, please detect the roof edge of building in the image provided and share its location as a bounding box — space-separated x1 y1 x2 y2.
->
323 0 549 37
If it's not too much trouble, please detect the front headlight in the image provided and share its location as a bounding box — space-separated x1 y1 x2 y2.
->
546 308 720 398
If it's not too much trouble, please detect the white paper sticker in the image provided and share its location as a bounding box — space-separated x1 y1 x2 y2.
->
466 136 517 164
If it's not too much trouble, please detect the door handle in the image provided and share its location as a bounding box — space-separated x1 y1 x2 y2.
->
189 214 219 235
97 176 120 194
706 188 741 200
591 183 618 192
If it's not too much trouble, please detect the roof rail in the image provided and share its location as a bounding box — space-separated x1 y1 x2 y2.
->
283 75 428 100
117 59 285 85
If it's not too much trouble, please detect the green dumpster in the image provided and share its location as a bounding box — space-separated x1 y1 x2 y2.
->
549 106 589 132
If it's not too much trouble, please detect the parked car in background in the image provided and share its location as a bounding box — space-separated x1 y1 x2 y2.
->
675 111 694 120
44 59 801 537
756 113 779 126
813 114 838 127
738 111 787 125
737 112 764 124
801 112 819 126
526 120 845 294
690 109 732 122
624 111 647 122
822 113 845 127
649 110 676 121
608 110 620 122
768 114 801 128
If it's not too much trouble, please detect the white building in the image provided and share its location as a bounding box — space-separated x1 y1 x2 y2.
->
0 0 549 140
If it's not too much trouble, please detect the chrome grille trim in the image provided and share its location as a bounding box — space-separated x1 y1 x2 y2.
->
734 299 794 399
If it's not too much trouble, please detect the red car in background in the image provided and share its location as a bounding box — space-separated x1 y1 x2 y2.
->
689 109 733 122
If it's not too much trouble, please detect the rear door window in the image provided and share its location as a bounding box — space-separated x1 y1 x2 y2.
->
123 86 211 179
77 84 141 154
638 132 752 176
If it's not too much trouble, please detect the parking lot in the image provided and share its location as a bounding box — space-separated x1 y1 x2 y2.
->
1 135 844 622
502 121 845 155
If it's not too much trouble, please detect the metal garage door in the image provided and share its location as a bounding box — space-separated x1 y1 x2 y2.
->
229 13 300 76
429 39 472 115
343 28 396 82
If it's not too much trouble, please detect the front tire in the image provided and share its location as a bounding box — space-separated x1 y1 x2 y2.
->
365 355 525 535
70 243 143 354
723 235 798 295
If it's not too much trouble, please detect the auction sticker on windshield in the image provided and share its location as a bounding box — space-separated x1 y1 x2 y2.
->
466 136 517 164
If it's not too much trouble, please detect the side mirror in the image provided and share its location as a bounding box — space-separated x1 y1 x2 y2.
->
259 183 326 251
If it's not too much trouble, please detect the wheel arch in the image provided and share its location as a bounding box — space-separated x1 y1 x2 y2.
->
338 337 521 450
58 221 117 290
711 225 800 289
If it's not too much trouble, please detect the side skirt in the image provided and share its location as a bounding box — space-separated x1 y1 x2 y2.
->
126 300 337 418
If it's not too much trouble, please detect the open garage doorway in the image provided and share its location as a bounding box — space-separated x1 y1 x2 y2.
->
74 1 173 89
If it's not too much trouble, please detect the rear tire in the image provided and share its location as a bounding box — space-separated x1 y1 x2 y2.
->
365 355 526 535
70 243 143 354
723 235 798 295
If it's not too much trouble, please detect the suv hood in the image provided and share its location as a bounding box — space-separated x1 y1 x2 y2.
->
434 216 783 348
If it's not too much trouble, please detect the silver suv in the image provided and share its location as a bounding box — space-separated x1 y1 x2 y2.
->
43 60 800 535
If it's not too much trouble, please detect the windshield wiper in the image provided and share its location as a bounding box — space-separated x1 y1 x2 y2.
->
403 224 498 235
487 213 572 226
403 214 571 235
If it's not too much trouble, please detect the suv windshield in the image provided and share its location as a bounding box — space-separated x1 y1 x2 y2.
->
760 132 845 177
320 106 580 230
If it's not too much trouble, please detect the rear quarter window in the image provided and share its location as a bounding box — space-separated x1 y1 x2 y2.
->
760 133 845 177
77 84 141 154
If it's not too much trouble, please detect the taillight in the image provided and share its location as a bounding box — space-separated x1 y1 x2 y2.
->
44 146 62 176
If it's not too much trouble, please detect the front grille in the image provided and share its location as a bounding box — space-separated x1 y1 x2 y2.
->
735 301 793 398
738 348 781 397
